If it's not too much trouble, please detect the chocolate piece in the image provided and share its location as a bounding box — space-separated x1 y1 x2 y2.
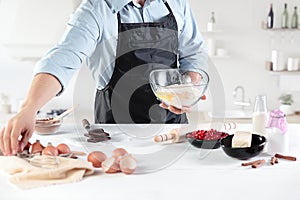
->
88 128 105 134
87 132 109 137
87 137 111 143
84 132 110 139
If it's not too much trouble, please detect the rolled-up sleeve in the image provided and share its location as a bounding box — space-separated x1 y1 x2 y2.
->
178 0 208 73
34 0 101 95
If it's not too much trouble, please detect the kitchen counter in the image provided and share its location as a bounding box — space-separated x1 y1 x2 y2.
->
1 123 300 200
187 111 300 124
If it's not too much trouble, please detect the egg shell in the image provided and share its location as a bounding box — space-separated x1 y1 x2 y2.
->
112 148 128 160
119 154 137 175
102 157 120 173
23 142 32 151
29 140 44 155
42 146 59 156
87 151 107 168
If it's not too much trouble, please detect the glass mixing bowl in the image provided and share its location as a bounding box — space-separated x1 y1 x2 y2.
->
149 68 209 108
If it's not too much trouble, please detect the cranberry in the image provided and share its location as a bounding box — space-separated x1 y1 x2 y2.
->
188 129 229 141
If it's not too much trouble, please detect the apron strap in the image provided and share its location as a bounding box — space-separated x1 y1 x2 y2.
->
163 1 173 14
117 12 122 33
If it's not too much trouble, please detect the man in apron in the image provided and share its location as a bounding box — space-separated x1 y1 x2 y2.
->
95 1 187 124
0 0 208 155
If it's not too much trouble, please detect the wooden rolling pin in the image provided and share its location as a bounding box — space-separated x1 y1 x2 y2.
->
82 119 91 130
154 122 237 143
154 128 186 143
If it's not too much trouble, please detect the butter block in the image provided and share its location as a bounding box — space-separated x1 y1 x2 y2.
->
232 131 252 148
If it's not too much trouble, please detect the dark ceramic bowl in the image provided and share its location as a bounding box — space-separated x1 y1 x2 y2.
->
220 134 266 160
186 132 229 149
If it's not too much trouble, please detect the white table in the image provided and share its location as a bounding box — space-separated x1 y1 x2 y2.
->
1 123 300 200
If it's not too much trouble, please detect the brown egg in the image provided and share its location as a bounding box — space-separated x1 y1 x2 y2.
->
87 151 107 168
102 157 120 173
112 148 128 161
119 154 137 175
29 140 44 155
42 142 59 156
42 146 59 156
56 143 71 154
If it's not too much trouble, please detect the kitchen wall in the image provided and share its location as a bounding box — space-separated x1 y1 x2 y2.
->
0 0 300 116
191 0 300 112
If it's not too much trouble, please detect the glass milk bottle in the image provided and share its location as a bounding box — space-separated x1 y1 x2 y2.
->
252 95 268 137
266 110 288 155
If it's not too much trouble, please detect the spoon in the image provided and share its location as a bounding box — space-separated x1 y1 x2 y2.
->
36 107 74 124
52 107 74 121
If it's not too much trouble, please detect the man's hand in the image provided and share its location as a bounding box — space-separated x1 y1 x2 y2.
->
0 73 62 156
159 94 207 115
158 71 206 115
185 71 202 84
0 109 36 156
159 102 191 115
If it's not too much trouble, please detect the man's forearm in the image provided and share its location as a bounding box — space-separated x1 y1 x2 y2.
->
20 73 62 114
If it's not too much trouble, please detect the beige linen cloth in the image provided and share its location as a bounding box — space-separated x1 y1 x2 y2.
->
0 155 94 189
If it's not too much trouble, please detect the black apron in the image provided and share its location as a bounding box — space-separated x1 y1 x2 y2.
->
94 1 187 124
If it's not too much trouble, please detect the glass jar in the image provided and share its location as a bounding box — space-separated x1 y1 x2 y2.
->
266 110 288 155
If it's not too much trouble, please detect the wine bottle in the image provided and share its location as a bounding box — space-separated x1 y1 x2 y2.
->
210 12 216 24
267 4 274 29
291 6 298 28
207 12 216 31
281 3 289 29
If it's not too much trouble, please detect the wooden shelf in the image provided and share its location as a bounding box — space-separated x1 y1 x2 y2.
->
210 55 230 59
268 71 300 75
202 30 224 33
263 28 300 32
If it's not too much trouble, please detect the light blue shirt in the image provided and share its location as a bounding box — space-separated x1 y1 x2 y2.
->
34 0 208 94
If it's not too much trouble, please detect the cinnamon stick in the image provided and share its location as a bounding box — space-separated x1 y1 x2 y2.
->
270 157 279 165
241 159 261 166
275 154 297 161
252 159 266 168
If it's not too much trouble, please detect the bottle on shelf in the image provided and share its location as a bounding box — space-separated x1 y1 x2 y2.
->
281 3 289 29
207 12 216 32
267 4 274 29
291 6 298 28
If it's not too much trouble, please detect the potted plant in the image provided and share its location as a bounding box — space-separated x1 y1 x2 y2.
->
278 93 294 115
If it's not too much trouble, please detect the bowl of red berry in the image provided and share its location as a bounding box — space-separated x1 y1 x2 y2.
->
186 129 229 149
